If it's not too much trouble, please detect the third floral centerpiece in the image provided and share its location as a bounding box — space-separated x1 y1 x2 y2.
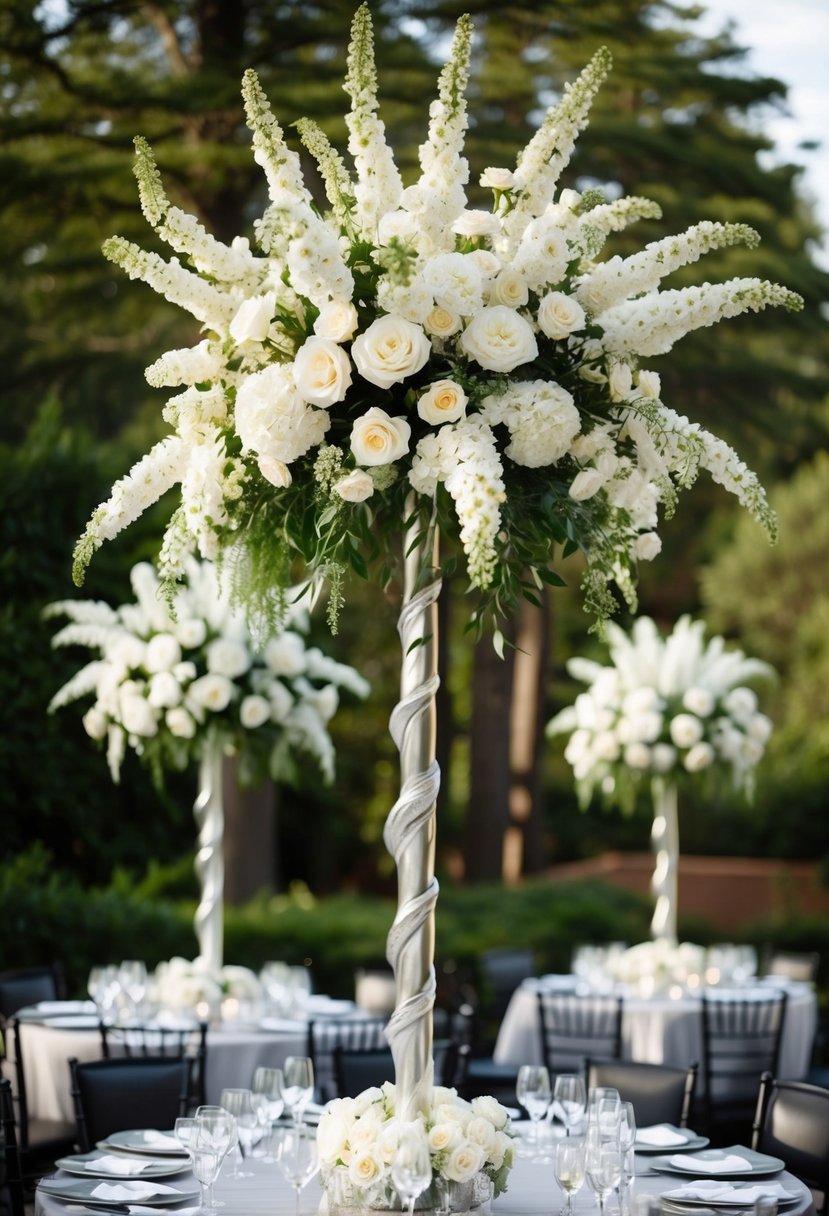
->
548 615 774 944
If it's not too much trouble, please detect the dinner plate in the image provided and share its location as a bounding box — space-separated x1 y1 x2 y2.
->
40 1014 101 1029
55 1150 190 1179
648 1147 785 1178
635 1125 710 1153
97 1129 190 1157
305 996 355 1016
38 1176 198 1207
661 1183 799 1209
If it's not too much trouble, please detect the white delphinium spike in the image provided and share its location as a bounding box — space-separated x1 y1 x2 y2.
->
48 622 122 652
598 277 803 357
577 222 760 315
295 117 357 233
343 3 403 237
580 195 663 238
47 661 109 713
242 68 311 207
43 600 119 627
163 386 228 444
145 340 225 389
506 46 612 242
304 648 371 699
102 237 237 330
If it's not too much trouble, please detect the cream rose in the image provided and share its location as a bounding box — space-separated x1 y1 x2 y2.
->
188 673 234 713
444 1143 485 1184
120 693 157 737
258 454 292 488
166 706 197 739
351 315 430 388
423 306 462 338
334 469 375 502
669 713 705 748
82 706 108 740
148 671 182 710
624 742 652 770
569 467 605 501
417 380 467 426
428 1122 462 1154
351 407 411 466
469 1096 509 1130
480 166 516 191
683 687 715 717
459 305 538 373
452 209 501 240
293 336 352 407
314 300 359 343
488 269 529 309
651 743 677 773
347 1149 382 1188
206 638 250 679
637 369 662 399
175 619 207 649
229 291 275 344
684 741 716 772
240 694 270 729
634 532 662 561
264 632 306 676
145 632 182 673
537 291 586 339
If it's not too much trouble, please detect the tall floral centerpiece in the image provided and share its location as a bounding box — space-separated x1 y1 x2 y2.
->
548 615 774 944
47 557 368 972
67 0 800 1157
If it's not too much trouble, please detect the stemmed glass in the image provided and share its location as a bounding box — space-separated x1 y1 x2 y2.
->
193 1106 236 1209
190 1134 222 1216
585 1122 623 1216
618 1101 637 1216
554 1074 587 1136
252 1066 284 1162
118 959 148 1019
174 1116 197 1160
219 1088 257 1177
275 1127 320 1216
587 1087 622 1135
516 1064 552 1156
87 965 121 1025
390 1124 432 1216
554 1134 586 1216
282 1056 314 1128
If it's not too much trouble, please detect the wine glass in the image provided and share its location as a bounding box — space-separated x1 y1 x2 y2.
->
585 1122 623 1216
516 1064 552 1156
618 1101 637 1216
554 1073 587 1136
87 964 121 1025
276 1126 320 1216
587 1087 621 1136
282 1056 314 1127
391 1124 432 1216
554 1134 586 1216
252 1066 284 1161
190 1131 222 1216
118 959 148 1018
194 1105 235 1207
219 1088 257 1177
174 1115 197 1160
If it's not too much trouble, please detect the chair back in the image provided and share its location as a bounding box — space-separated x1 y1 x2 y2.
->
537 992 623 1076
308 1016 389 1103
586 1058 698 1127
701 989 788 1125
99 1021 208 1108
0 1078 25 1216
333 1046 395 1097
69 1056 190 1153
752 1072 829 1215
480 949 536 1024
7 1019 76 1157
0 966 63 1022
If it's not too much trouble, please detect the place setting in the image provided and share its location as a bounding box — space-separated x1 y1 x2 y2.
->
36 1174 200 1211
634 1125 710 1154
646 1146 786 1179
53 1151 191 1180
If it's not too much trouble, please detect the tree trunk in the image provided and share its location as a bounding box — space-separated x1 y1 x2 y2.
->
506 591 551 880
464 625 516 881
222 757 279 902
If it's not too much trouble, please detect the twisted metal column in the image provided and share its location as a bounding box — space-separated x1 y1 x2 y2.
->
650 777 679 946
193 732 225 974
383 503 442 1121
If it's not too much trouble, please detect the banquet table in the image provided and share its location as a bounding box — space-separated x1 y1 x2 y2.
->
34 1140 817 1216
493 977 818 1084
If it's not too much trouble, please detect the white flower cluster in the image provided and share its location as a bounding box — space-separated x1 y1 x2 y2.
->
548 615 774 804
47 557 369 783
153 957 262 1012
318 1083 514 1201
72 4 802 629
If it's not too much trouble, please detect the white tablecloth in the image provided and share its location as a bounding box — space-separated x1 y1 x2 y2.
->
493 977 818 1083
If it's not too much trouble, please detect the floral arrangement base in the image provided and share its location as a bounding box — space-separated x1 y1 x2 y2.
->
323 1168 489 1215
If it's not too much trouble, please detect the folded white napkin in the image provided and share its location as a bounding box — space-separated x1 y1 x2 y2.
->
90 1181 181 1201
667 1181 794 1203
637 1125 688 1147
127 1208 199 1215
669 1153 752 1173
85 1155 153 1175
140 1130 183 1150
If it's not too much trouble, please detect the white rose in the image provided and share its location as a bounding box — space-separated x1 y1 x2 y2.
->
452 209 501 240
109 636 145 671
684 741 716 772
428 1122 462 1154
466 1116 497 1155
637 370 662 399
189 673 234 712
747 713 773 743
240 695 271 729
740 737 765 765
173 660 198 684
537 292 586 339
175 619 207 649
723 687 758 722
206 638 250 679
608 362 634 401
351 315 430 388
470 1095 509 1130
480 167 516 191
651 743 677 772
624 742 652 770
145 633 182 673
622 687 661 715
229 291 275 344
314 300 359 343
268 682 294 723
423 306 462 338
317 1111 351 1163
351 407 411 466
148 671 182 709
334 469 375 502
459 305 538 373
308 685 339 722
594 732 621 762
683 687 715 717
418 380 467 426
444 1143 485 1184
635 532 662 561
670 713 705 748
488 269 529 309
569 467 605 501
347 1147 383 1189
258 454 292 488
120 693 157 737
166 706 196 739
293 336 352 407
466 249 501 279
265 633 306 677
82 706 108 740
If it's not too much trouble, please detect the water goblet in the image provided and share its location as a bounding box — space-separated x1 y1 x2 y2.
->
618 1101 637 1215
190 1136 222 1216
282 1056 314 1127
516 1063 552 1157
554 1073 587 1136
391 1124 432 1216
587 1087 621 1136
585 1122 623 1216
219 1088 257 1177
118 959 148 1019
174 1116 197 1160
554 1134 586 1216
276 1126 320 1216
194 1105 235 1206
252 1066 285 1161
87 964 121 1025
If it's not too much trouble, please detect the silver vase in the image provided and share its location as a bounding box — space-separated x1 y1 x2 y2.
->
650 777 679 946
193 732 225 973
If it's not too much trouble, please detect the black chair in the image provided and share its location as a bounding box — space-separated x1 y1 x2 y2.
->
537 992 623 1077
700 988 788 1141
307 1016 389 1103
0 965 65 1021
99 1020 208 1109
479 948 536 1027
333 1046 396 1097
444 1003 520 1104
0 1078 25 1216
586 1058 698 1127
6 1018 76 1168
752 1072 829 1215
69 1056 190 1154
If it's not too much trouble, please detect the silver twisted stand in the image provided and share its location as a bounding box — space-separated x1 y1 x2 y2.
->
193 732 225 974
383 505 442 1121
650 776 679 946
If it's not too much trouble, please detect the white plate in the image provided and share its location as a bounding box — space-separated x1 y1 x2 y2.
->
663 1184 799 1208
38 1177 198 1207
97 1130 190 1158
305 996 355 1016
55 1150 190 1179
41 1014 101 1029
635 1125 709 1153
648 1148 785 1178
